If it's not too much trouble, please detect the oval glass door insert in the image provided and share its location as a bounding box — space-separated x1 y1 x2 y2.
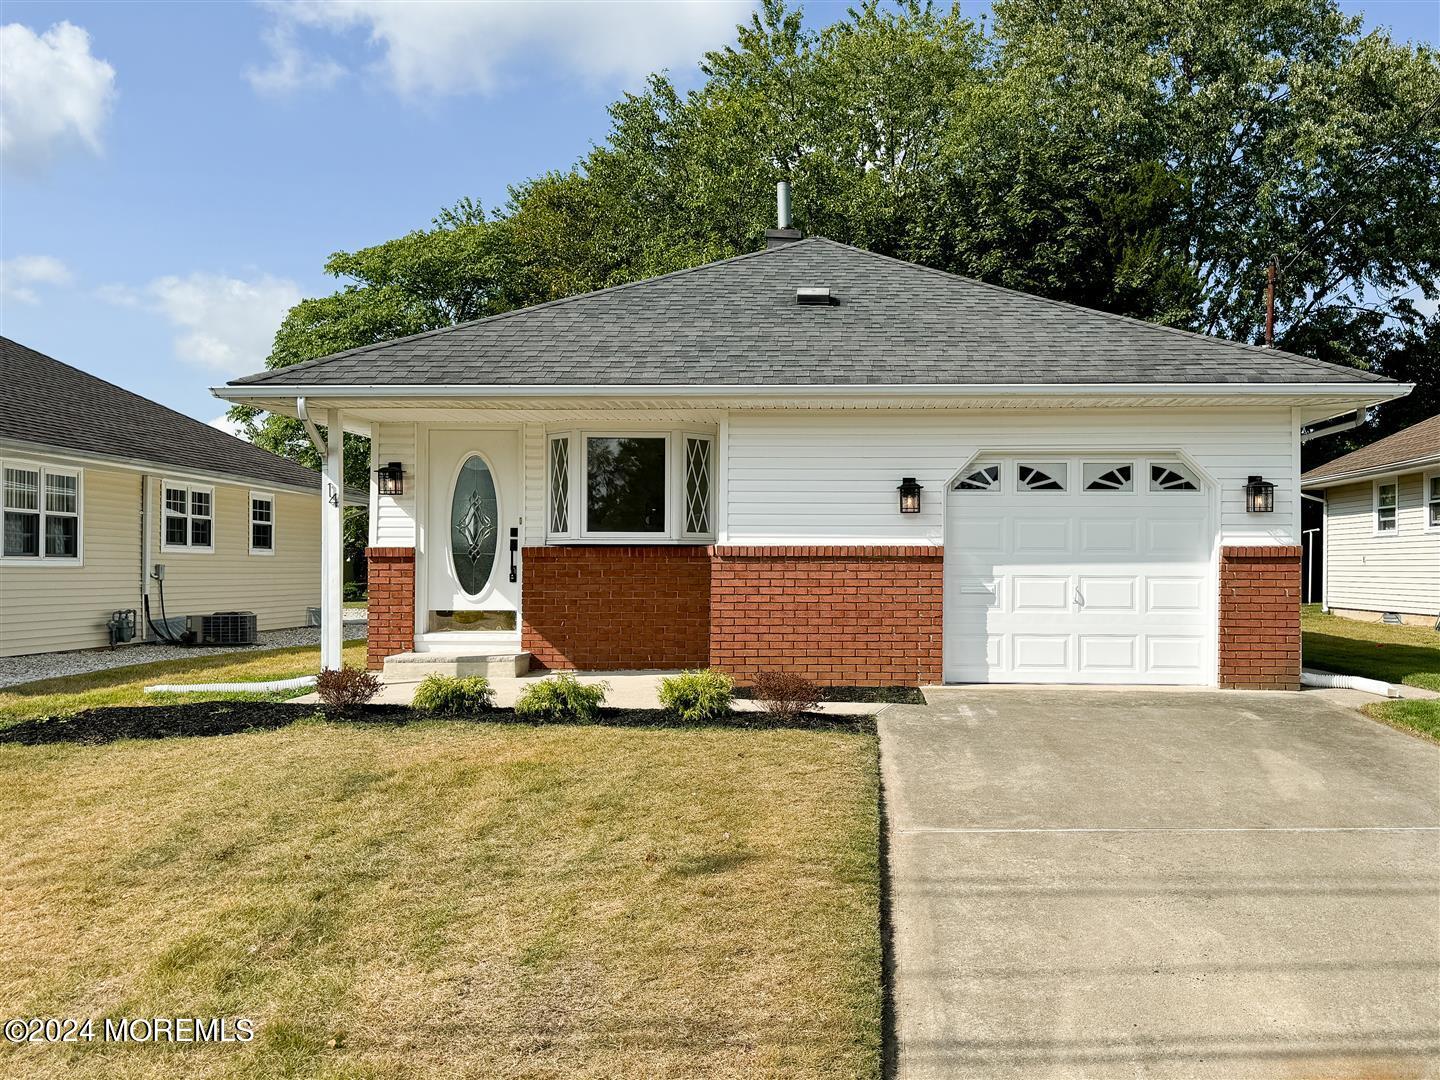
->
450 455 498 595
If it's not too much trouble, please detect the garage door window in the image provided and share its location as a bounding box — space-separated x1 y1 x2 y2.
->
1149 463 1199 492
1082 463 1133 491
954 464 1000 492
1017 463 1067 492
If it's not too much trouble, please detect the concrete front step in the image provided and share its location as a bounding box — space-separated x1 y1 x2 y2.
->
382 651 533 679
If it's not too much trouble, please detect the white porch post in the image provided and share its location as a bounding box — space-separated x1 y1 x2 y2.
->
320 407 345 670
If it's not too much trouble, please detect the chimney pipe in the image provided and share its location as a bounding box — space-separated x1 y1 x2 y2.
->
765 179 802 249
776 180 792 229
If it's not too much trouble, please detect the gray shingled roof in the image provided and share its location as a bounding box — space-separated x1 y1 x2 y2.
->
1 336 331 492
1302 413 1440 485
230 238 1386 389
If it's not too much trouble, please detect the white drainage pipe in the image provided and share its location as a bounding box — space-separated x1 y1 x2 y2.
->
1300 671 1400 698
144 675 317 695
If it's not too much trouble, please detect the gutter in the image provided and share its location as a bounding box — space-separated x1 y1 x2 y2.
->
215 380 1413 401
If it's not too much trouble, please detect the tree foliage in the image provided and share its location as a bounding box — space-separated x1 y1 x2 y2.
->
236 0 1440 474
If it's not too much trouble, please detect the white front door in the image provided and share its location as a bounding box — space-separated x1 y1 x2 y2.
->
944 457 1214 685
422 428 521 646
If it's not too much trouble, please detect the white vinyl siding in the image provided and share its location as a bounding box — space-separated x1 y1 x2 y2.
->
722 407 1299 546
371 422 418 547
0 461 133 656
1324 473 1440 617
149 482 323 633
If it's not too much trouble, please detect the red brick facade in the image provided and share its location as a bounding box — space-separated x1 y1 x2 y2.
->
710 546 944 686
365 547 415 670
521 546 711 670
1217 545 1302 690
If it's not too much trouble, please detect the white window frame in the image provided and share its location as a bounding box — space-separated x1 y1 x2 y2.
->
1373 478 1399 536
1426 471 1440 533
580 431 673 541
681 433 716 539
546 434 574 539
1081 461 1137 494
546 427 718 543
0 458 83 565
249 490 275 555
161 480 215 553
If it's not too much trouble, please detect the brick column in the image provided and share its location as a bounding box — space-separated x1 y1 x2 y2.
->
1218 545 1302 690
709 545 944 686
365 547 415 670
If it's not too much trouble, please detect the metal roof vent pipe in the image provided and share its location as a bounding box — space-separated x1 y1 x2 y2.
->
765 179 802 248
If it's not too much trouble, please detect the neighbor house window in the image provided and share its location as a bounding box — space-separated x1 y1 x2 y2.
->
163 482 214 551
1428 475 1440 530
586 436 667 534
1375 481 1398 533
2 462 80 561
250 492 274 553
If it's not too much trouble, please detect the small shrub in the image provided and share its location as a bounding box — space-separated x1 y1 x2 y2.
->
513 673 607 723
315 666 381 715
751 670 821 721
343 581 367 603
411 674 495 716
658 669 735 724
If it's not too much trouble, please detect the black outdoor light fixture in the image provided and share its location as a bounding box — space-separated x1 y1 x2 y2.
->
898 476 924 514
377 461 405 496
1245 475 1275 513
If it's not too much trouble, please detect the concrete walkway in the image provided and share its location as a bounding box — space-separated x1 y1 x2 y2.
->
882 687 1440 1080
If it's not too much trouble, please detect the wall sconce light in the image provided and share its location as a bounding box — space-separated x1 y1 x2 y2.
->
377 461 405 496
1245 475 1274 513
898 476 924 514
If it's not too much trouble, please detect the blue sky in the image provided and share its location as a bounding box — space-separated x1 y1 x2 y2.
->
2 1 1436 430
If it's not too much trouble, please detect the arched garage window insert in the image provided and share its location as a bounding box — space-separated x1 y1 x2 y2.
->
547 428 715 542
1150 463 1200 492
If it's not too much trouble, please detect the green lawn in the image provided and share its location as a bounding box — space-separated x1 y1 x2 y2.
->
0 660 882 1079
0 641 368 728
1300 605 1440 691
1362 698 1440 744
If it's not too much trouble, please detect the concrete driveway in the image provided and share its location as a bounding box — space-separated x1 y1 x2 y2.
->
881 688 1440 1080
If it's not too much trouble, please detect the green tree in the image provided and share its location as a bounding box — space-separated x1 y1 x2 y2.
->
240 0 1440 478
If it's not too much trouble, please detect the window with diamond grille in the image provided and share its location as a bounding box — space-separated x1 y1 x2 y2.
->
684 436 713 535
548 436 570 534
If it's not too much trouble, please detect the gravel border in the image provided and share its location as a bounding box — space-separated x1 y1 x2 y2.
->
0 610 369 690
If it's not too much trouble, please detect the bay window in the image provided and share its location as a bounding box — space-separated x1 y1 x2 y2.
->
2 461 81 561
547 428 715 542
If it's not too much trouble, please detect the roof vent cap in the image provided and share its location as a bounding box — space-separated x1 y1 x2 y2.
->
796 287 833 306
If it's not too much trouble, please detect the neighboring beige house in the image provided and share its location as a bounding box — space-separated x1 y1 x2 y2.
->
1302 413 1440 626
0 337 350 658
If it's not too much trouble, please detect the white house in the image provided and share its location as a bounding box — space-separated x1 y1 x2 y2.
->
0 337 351 658
1303 413 1439 626
215 231 1408 689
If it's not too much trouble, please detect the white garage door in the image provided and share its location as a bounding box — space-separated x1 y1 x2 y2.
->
944 457 1214 685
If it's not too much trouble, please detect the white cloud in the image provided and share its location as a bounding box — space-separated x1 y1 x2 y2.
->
0 21 116 172
249 0 751 98
1 254 73 304
209 413 253 441
99 272 300 376
244 23 344 96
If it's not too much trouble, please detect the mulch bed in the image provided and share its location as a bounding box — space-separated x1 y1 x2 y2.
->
0 701 876 747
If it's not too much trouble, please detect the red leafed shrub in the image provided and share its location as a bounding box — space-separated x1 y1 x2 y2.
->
751 670 821 720
315 666 381 715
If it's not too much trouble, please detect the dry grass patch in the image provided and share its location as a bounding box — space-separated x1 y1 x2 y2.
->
0 641 368 727
0 720 881 1079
